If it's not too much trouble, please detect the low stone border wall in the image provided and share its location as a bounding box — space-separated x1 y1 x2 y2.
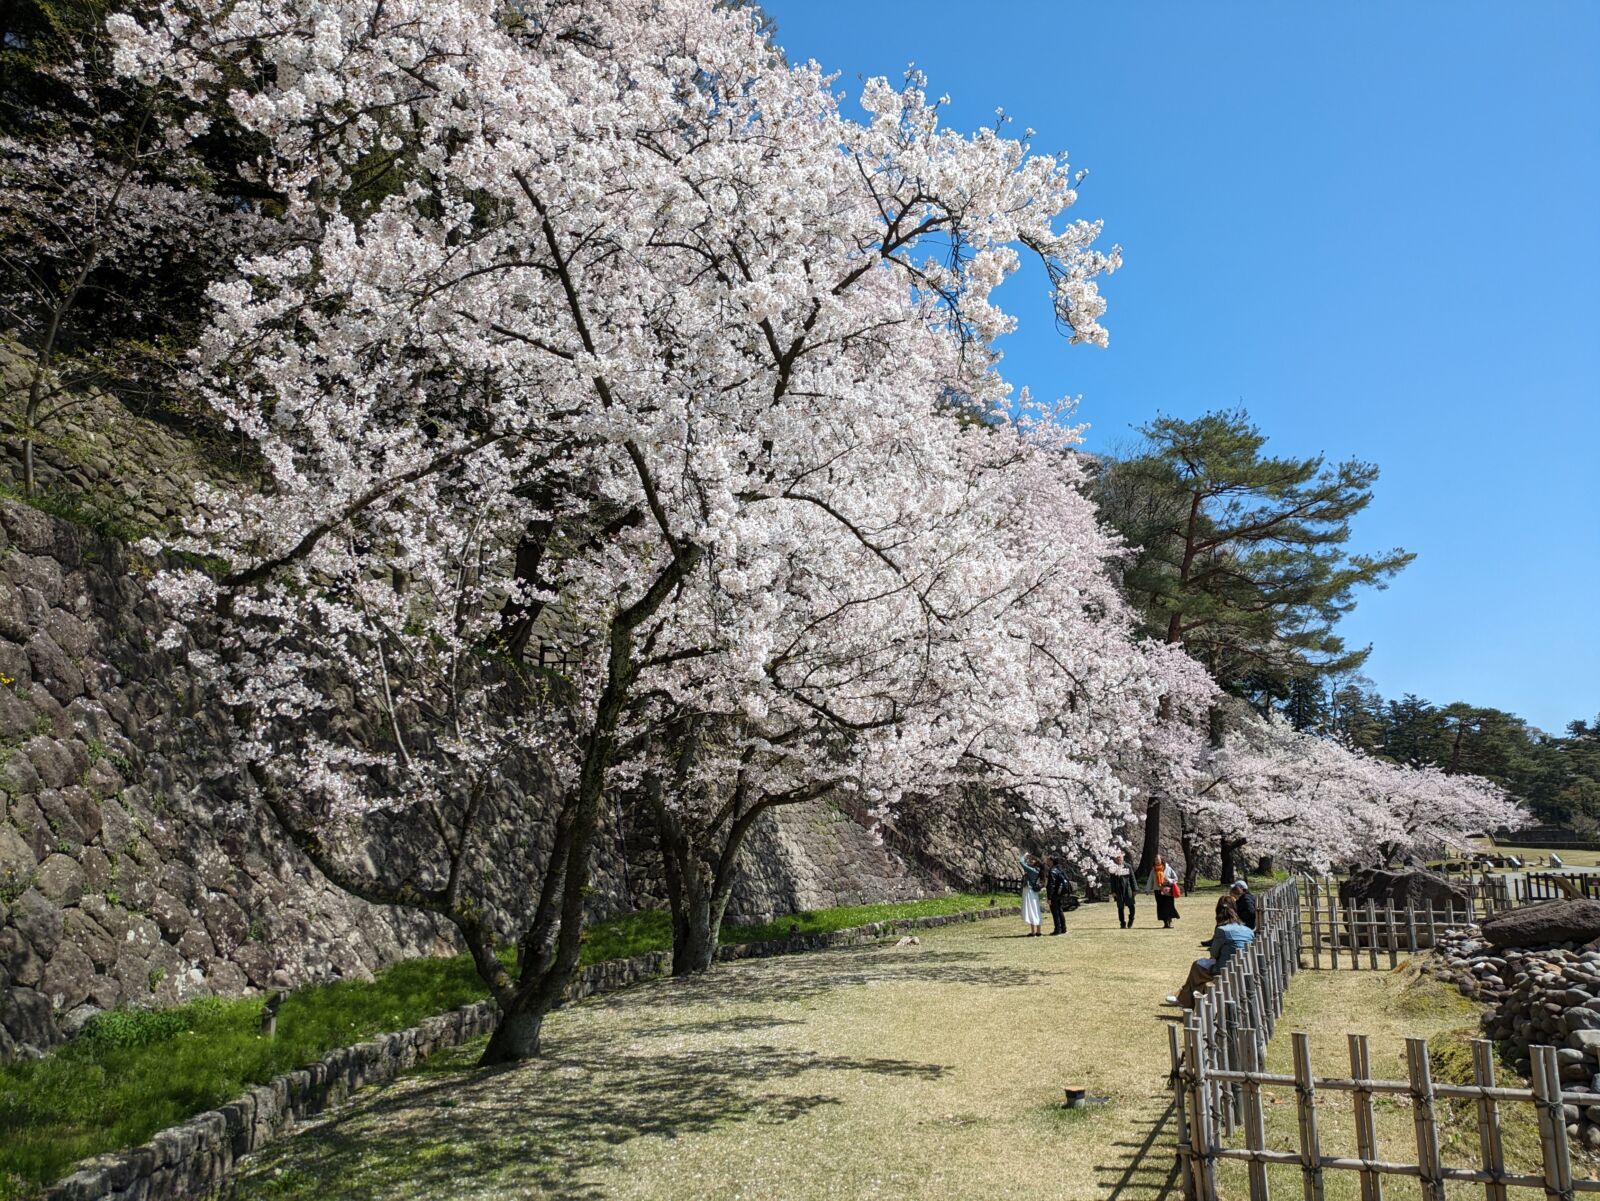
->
49 904 1020 1200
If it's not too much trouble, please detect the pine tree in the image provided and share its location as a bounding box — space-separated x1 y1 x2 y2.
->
1096 409 1413 873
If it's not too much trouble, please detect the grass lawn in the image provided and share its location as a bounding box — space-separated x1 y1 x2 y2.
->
1468 839 1600 869
226 891 1233 1201
0 893 1003 1199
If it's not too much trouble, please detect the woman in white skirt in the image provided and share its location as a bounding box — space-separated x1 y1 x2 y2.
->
1019 853 1044 936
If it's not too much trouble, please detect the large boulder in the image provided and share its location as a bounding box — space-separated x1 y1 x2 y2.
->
1482 899 1600 949
1339 867 1467 910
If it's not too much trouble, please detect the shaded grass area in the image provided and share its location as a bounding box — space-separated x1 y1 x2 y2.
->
1214 963 1576 1200
228 895 1219 1201
0 893 1001 1199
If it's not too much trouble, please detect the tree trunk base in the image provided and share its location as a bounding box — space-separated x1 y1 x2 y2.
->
671 913 718 977
479 1006 544 1066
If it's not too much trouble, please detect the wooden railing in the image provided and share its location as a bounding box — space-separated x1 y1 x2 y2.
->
1174 1025 1588 1199
1298 872 1600 969
1170 874 1593 1198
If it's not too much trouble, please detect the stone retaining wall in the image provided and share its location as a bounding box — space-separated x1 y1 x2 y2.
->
48 906 1019 1201
1429 922 1600 1150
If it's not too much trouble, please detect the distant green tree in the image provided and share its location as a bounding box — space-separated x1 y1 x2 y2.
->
1282 673 1331 732
1328 675 1386 753
1380 694 1448 767
1095 409 1413 873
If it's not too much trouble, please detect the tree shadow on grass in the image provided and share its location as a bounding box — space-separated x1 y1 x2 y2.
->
228 1026 949 1201
1093 1096 1185 1201
604 943 1044 1014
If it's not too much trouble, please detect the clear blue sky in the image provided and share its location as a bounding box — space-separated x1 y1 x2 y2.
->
765 0 1600 735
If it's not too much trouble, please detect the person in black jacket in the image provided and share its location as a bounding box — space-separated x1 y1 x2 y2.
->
1110 852 1137 928
1045 856 1071 935
1230 880 1257 930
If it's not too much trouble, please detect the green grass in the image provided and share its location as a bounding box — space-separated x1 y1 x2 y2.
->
721 892 1006 944
0 893 1005 1198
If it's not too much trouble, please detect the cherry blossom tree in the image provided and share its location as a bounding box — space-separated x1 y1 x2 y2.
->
629 435 1215 974
1151 712 1523 874
116 0 1155 1061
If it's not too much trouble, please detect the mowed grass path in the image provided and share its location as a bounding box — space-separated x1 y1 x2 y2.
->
230 896 1222 1201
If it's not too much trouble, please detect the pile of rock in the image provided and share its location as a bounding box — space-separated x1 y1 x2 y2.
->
1428 898 1600 1148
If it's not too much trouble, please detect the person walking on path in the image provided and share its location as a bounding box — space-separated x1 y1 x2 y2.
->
1166 898 1255 1008
1045 856 1070 936
1019 853 1044 936
1110 852 1138 928
1153 854 1181 928
1230 879 1257 930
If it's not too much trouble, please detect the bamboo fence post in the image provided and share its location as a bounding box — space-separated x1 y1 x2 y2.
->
1427 899 1439 949
1170 1023 1197 1201
1406 1037 1446 1201
1185 1018 1219 1201
1286 882 1299 965
1406 901 1419 954
1531 1043 1574 1201
1241 972 1267 1068
1385 900 1399 968
1213 993 1230 1135
1309 876 1322 968
1471 1038 1509 1201
1224 989 1243 1131
1347 1033 1383 1201
1241 1026 1271 1201
1209 988 1229 1138
1329 888 1341 970
1366 901 1380 969
1291 1031 1324 1201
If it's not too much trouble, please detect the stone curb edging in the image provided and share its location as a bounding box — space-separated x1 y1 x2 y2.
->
48 904 1021 1201
46 1000 501 1201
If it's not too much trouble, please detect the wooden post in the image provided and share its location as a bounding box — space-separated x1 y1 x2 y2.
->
1348 1034 1383 1201
1471 1038 1508 1201
1530 1043 1574 1201
1406 1037 1445 1201
1244 958 1262 1046
1385 900 1399 968
1185 1019 1219 1201
1170 1023 1197 1201
1224 990 1243 1132
1406 901 1419 954
1309 876 1322 969
1328 888 1341 970
1291 1031 1324 1201
1241 1026 1271 1201
1365 902 1380 970
1426 900 1438 950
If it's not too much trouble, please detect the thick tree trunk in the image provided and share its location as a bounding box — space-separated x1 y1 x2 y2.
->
665 830 741 976
672 902 718 976
1137 797 1162 878
480 1000 544 1066
1181 825 1200 895
1220 836 1246 886
669 859 729 976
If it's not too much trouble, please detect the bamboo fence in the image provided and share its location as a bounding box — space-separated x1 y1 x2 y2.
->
1169 876 1600 1198
1301 872 1600 969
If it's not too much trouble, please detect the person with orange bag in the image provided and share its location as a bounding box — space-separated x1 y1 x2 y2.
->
1152 853 1182 929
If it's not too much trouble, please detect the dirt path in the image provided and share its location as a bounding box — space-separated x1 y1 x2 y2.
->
230 897 1215 1201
